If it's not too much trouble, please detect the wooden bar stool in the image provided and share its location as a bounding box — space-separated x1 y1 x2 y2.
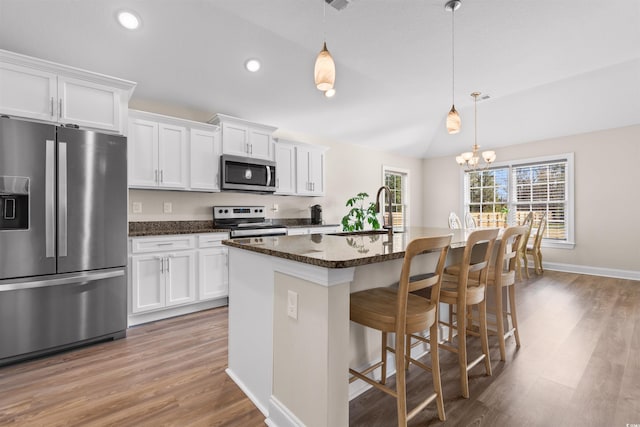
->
349 235 452 426
526 213 547 274
516 211 533 280
438 228 499 399
483 225 527 361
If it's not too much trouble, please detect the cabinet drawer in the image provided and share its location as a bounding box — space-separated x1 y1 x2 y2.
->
198 233 229 248
131 235 196 254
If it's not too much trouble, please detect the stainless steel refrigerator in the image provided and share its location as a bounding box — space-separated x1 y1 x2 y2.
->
0 117 127 365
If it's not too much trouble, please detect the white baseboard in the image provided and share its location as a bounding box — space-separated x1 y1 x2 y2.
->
225 368 269 417
266 396 305 427
127 298 228 326
540 262 640 281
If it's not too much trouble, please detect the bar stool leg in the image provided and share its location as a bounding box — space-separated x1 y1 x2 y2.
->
508 285 521 348
429 322 446 421
479 299 492 376
381 332 388 385
457 301 469 399
494 284 507 361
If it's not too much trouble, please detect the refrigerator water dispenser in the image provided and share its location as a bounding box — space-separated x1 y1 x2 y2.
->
0 176 29 230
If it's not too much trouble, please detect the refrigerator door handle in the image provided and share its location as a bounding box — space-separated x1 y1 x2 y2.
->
0 269 125 292
45 139 56 258
58 142 68 257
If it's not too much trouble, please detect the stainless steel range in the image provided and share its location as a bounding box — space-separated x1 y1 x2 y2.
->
213 206 287 238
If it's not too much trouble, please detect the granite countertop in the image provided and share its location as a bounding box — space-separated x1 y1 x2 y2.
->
223 227 473 268
128 219 342 237
129 221 230 237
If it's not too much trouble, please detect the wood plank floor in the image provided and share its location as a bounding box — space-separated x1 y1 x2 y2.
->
0 271 638 426
0 307 265 427
350 271 640 426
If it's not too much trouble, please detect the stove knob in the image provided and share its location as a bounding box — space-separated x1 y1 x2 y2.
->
224 209 229 213
218 209 223 214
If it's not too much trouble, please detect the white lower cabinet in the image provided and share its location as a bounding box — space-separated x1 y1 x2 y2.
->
128 232 229 324
197 234 228 300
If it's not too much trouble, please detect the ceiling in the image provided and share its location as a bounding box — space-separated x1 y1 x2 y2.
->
1 0 639 159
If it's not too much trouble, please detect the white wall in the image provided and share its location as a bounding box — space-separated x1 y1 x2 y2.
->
423 125 640 273
127 99 424 227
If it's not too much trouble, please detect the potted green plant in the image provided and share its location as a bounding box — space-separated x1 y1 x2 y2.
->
341 192 381 232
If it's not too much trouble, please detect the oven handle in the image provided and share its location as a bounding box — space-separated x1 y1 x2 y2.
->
231 228 287 238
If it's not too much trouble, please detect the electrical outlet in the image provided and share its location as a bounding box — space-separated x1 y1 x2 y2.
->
132 202 142 213
287 290 298 320
163 202 172 213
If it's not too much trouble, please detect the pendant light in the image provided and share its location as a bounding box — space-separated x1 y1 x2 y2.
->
314 0 335 92
455 92 496 169
445 0 461 134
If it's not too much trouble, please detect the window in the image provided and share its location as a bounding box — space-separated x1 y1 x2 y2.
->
382 166 409 231
462 154 574 248
465 167 509 228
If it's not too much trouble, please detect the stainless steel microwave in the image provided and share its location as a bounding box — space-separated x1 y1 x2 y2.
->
220 154 277 193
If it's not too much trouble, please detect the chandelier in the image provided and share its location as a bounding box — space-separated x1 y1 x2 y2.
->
455 92 496 169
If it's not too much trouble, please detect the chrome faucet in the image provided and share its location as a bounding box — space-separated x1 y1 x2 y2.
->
374 186 394 238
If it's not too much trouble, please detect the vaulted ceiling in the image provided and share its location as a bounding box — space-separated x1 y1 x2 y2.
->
1 0 638 158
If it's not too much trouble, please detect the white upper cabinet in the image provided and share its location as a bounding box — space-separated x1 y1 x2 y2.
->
129 118 159 188
0 62 57 122
190 128 221 191
0 49 135 135
209 113 277 161
274 141 296 195
158 123 188 189
296 145 327 196
128 110 220 192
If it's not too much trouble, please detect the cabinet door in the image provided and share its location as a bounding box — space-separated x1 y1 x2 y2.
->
158 123 188 189
0 62 57 121
295 147 312 195
308 149 325 195
131 255 165 313
166 251 196 306
275 143 295 195
128 119 160 188
58 76 121 133
248 127 273 160
198 247 228 300
190 128 220 191
221 122 249 156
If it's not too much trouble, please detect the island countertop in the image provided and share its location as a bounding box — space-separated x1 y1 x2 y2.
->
223 227 475 268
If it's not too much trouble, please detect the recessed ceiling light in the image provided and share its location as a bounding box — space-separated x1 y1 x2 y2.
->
324 88 336 98
245 59 261 72
117 11 141 30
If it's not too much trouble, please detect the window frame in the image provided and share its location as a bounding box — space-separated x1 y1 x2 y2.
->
382 165 410 231
459 153 575 249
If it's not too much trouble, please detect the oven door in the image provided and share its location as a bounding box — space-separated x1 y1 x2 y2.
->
221 155 276 193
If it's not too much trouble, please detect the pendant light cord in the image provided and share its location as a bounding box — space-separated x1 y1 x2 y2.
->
323 0 327 43
451 7 455 105
474 93 478 149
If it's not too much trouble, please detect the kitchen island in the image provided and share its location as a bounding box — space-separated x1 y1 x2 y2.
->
223 227 471 427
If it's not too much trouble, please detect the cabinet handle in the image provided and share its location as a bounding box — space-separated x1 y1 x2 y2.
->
50 97 54 116
160 170 164 183
155 169 158 183
157 256 164 273
58 99 62 119
166 256 171 273
157 243 173 246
